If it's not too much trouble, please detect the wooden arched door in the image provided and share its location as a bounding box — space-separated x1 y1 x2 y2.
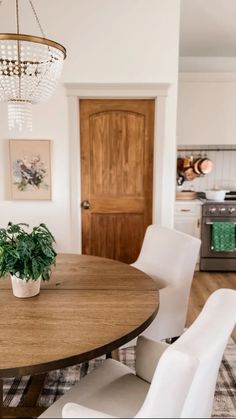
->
80 99 154 263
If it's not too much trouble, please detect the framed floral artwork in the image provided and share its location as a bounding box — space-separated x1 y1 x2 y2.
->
9 139 52 200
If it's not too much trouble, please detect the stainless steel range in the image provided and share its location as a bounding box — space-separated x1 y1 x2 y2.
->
200 198 236 271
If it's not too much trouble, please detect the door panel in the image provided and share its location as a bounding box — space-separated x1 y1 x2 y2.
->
90 111 145 196
80 99 154 263
90 213 144 262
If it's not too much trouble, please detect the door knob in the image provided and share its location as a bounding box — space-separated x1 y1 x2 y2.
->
81 200 91 210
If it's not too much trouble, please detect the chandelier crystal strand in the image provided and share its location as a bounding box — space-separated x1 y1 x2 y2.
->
0 0 66 131
8 101 32 131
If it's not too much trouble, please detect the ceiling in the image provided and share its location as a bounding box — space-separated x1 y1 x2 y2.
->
180 0 236 57
1 0 235 58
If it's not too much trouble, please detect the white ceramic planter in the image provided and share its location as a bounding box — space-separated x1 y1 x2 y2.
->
11 275 41 298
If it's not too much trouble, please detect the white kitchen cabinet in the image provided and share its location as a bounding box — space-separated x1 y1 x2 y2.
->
174 200 202 269
174 200 202 238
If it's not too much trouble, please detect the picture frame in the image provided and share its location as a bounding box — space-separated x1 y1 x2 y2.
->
9 139 52 200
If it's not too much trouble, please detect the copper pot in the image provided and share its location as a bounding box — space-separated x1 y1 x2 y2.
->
177 158 184 172
193 158 202 175
183 167 197 181
192 157 213 175
198 158 213 174
183 156 193 169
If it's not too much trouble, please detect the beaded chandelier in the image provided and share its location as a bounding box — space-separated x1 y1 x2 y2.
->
0 0 66 130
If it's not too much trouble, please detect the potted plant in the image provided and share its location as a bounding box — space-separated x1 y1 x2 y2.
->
0 222 57 298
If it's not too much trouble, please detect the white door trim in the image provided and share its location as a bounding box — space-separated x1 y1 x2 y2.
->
65 83 170 253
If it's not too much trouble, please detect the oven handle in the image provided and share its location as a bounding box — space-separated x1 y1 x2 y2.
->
206 222 236 225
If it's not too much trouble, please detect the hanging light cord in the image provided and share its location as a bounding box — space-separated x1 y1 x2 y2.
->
15 0 22 99
16 0 20 34
1 0 46 38
28 0 46 38
15 0 47 99
15 0 46 38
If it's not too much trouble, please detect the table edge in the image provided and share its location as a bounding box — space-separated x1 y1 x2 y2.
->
0 303 159 378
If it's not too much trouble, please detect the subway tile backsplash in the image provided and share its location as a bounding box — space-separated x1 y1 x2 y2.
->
177 145 236 192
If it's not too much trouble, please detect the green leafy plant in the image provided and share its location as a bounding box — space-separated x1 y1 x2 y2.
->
0 222 57 281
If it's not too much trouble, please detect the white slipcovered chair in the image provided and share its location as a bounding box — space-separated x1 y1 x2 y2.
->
129 225 201 342
39 288 236 418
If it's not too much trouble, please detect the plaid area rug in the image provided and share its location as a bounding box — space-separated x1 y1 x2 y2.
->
3 341 236 418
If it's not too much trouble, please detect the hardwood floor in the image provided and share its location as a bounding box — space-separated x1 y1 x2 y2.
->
186 271 236 342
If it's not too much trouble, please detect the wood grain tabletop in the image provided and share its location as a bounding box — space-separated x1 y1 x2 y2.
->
0 254 159 378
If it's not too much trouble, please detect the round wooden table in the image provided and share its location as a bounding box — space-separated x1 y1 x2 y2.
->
0 254 159 378
0 254 159 417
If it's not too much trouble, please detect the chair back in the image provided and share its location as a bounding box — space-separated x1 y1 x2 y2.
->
133 225 200 286
136 288 236 418
132 225 201 340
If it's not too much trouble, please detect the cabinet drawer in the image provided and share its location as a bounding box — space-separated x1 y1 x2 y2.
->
175 202 202 216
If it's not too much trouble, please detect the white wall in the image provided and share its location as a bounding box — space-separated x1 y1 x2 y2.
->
0 0 180 251
0 86 71 251
177 73 236 145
